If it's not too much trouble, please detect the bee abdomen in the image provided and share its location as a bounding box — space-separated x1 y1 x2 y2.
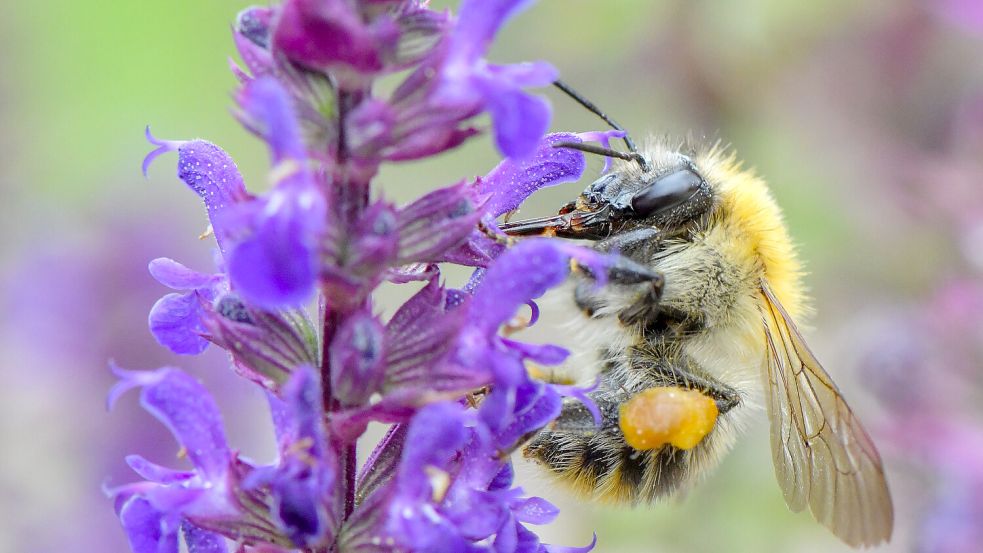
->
524 422 689 504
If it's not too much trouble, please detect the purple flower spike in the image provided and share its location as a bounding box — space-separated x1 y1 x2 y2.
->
479 132 587 218
121 1 621 550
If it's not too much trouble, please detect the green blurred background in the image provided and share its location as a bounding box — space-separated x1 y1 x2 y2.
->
3 1 983 551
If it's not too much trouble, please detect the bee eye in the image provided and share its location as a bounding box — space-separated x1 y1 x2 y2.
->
629 169 704 218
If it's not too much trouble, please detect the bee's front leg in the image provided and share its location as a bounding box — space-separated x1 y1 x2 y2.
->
575 228 666 326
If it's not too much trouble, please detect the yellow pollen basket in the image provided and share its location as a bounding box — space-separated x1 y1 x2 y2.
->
619 387 719 451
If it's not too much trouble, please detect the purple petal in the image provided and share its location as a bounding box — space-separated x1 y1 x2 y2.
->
172 141 250 248
486 86 553 159
148 292 210 355
399 402 470 484
512 496 559 525
148 258 217 290
450 0 536 64
479 133 586 217
119 497 179 553
226 207 317 308
544 533 597 553
469 239 575 333
443 487 508 540
281 365 328 456
174 140 248 207
266 391 291 448
489 462 515 492
495 518 520 553
112 366 231 479
268 366 335 545
494 383 561 450
441 231 504 268
125 455 195 484
142 127 183 178
577 130 627 173
501 340 570 366
237 77 304 163
182 523 229 553
553 379 603 428
235 6 274 50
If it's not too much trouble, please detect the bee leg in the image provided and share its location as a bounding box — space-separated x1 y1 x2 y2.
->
594 227 662 260
636 353 742 415
586 228 667 326
617 280 664 327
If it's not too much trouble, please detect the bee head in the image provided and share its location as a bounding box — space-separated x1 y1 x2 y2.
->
579 154 713 234
500 151 714 240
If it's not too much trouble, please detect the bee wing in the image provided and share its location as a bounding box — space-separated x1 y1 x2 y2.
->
759 281 893 546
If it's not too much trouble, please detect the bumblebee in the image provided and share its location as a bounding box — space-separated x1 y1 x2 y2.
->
500 82 893 547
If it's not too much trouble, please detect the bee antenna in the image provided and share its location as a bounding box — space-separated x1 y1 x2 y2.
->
553 80 646 169
552 141 649 170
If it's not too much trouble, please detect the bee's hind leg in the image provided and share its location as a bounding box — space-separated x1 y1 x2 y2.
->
631 352 742 415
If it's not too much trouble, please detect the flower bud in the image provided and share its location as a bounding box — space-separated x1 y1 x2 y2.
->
330 312 386 406
396 182 483 264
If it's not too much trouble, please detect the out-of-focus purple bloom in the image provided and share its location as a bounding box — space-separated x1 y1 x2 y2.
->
933 0 983 35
